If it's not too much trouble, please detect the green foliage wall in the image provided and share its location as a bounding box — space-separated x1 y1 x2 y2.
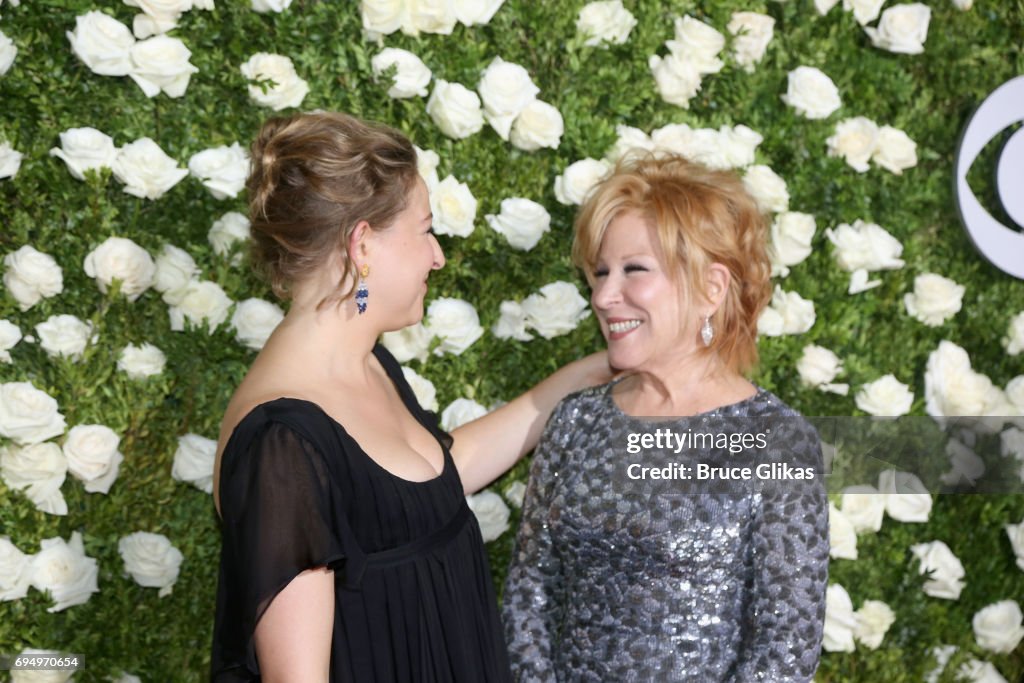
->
0 1 1022 681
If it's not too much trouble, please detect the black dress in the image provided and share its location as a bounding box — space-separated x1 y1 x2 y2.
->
211 344 512 682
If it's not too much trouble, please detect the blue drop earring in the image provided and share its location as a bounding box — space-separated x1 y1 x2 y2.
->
356 264 369 314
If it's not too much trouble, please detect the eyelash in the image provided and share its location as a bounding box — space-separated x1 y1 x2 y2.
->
593 264 647 278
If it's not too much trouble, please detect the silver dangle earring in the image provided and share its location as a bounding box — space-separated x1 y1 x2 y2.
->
701 315 714 347
356 264 369 314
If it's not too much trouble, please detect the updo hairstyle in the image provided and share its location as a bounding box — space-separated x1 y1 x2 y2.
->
573 153 772 374
247 111 419 309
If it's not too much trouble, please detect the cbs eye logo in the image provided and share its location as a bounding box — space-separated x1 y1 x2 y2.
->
954 75 1024 280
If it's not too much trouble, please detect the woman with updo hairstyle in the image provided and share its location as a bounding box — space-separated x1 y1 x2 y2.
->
210 112 608 682
503 154 829 681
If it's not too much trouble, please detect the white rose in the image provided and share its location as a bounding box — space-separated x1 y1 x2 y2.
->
252 0 293 13
123 0 192 31
112 137 188 200
381 322 433 363
951 0 973 10
478 57 539 140
118 531 183 597
648 52 702 108
10 651 76 683
816 0 841 14
522 281 590 339
904 273 965 327
1002 311 1024 355
757 286 815 336
118 342 166 379
770 211 816 276
605 124 654 162
658 127 726 169
840 485 886 533
29 532 99 612
231 298 284 350
1006 376 1024 414
188 143 249 200
415 145 441 190
83 236 156 301
879 470 932 523
826 117 879 173
454 0 504 26
669 16 725 75
0 143 23 185
554 158 610 206
425 297 484 355
843 0 884 25
110 674 144 683
360 0 406 36
941 439 985 487
866 4 931 55
430 175 477 238
823 584 857 652
240 53 309 111
742 165 789 213
131 13 178 40
172 433 216 493
0 319 21 363
66 11 134 77
153 244 197 301
0 382 67 445
491 300 533 342
0 29 16 76
406 0 458 35
0 536 31 601
510 100 564 152
855 375 913 416
440 398 488 431
1006 519 1024 572
718 124 763 168
426 80 484 139
401 366 438 412
208 211 251 258
504 480 526 508
63 424 122 494
577 0 636 47
371 47 431 99
3 245 63 310
828 502 858 560
49 127 118 181
728 12 774 72
1003 427 1024 462
846 268 881 295
911 540 964 599
825 219 905 271
797 344 844 388
466 490 510 542
168 279 233 333
925 645 959 683
958 659 1009 683
925 341 1006 419
781 66 842 120
872 125 918 175
35 314 94 361
128 35 198 98
0 442 67 515
485 198 551 250
854 600 895 649
973 600 1024 654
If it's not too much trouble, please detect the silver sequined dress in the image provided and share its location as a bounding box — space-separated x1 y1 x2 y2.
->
503 383 829 682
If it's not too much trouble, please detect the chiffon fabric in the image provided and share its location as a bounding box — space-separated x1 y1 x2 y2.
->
211 344 511 682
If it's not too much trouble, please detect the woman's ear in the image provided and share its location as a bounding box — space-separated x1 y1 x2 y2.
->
347 220 372 266
705 263 731 314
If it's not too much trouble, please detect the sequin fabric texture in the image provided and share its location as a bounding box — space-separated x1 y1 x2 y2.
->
503 383 829 682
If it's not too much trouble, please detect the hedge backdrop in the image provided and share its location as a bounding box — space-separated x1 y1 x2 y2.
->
1 0 1023 681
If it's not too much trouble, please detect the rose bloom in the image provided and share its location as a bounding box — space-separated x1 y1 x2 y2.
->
823 584 857 652
757 286 815 336
0 536 32 601
454 0 505 26
405 0 458 36
240 53 309 111
415 145 440 189
972 600 1024 654
718 124 763 169
605 124 654 162
128 35 198 98
521 281 590 339
466 490 510 542
478 56 539 140
0 319 22 363
35 314 95 361
510 100 564 152
911 540 964 599
425 298 484 355
769 211 816 276
504 480 526 508
781 66 842 120
63 424 123 494
440 398 488 431
168 279 233 333
1 442 68 516
669 15 725 75
816 0 840 14
825 220 905 272
0 29 16 76
251 0 293 13
0 142 23 180
123 0 194 36
172 433 216 493
904 273 965 327
66 11 135 77
360 0 405 36
371 47 432 99
577 0 636 47
380 322 433 364
742 165 789 213
485 198 551 251
112 138 189 200
797 344 843 388
491 300 532 342
153 244 197 302
865 3 931 55
843 0 885 25
426 80 484 139
648 51 702 108
727 11 774 72
0 381 67 446
30 532 99 612
1006 519 1024 572
118 342 166 379
872 126 918 175
188 143 249 200
208 211 252 257
401 366 438 412
3 245 63 311
925 341 1007 420
827 117 879 173
828 502 858 560
554 158 611 206
118 531 184 597
231 298 285 351
855 374 913 416
854 600 895 649
83 236 156 301
430 175 477 238
1005 311 1024 355
49 127 118 180
840 485 886 533
958 659 1008 683
879 470 932 523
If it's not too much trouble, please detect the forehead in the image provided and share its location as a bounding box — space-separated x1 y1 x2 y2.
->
600 211 660 255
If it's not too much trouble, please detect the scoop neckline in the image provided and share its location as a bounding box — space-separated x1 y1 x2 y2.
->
602 377 768 423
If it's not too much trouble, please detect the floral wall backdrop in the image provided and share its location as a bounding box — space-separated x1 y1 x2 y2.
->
1 0 1023 680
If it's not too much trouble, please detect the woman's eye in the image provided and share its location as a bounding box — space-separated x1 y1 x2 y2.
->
624 264 647 273
593 268 609 278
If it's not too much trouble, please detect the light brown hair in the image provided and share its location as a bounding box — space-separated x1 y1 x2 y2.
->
247 111 419 308
572 153 772 374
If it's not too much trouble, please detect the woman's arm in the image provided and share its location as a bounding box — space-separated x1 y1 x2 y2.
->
254 567 334 682
450 350 609 494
